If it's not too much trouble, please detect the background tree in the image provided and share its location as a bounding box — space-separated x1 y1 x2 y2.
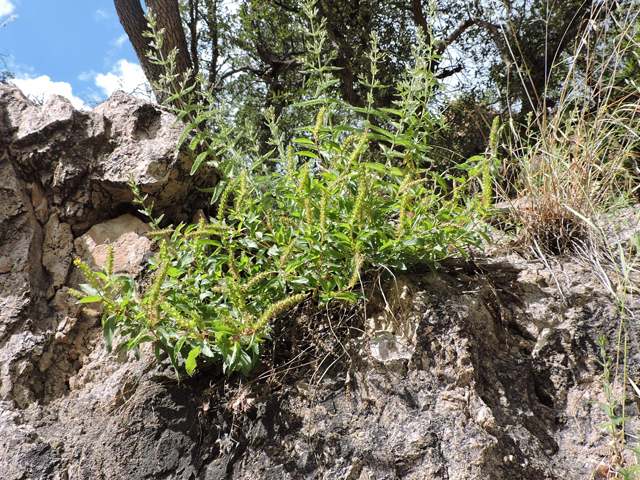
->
114 0 636 157
114 0 193 103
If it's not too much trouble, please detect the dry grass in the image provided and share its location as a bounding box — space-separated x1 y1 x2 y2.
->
495 2 640 255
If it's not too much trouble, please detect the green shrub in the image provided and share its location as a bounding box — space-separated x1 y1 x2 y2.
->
71 2 489 377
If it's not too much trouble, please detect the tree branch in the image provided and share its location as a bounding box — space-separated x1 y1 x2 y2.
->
188 0 200 78
411 0 431 43
214 66 266 90
317 0 366 108
436 64 464 79
436 18 476 55
271 0 300 14
470 17 512 65
202 0 219 88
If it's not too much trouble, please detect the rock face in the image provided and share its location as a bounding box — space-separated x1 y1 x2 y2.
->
73 213 152 277
1 82 640 479
1 84 213 236
0 83 213 409
1 251 639 479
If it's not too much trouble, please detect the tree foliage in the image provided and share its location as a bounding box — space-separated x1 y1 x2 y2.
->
115 0 640 155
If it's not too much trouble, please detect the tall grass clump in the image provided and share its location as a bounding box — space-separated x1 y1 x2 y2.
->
72 2 489 377
496 2 640 254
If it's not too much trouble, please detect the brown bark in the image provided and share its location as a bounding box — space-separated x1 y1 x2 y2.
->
113 0 193 104
188 0 200 79
317 1 366 109
411 0 431 42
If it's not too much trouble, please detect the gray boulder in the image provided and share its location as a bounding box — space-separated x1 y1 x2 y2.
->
0 83 214 409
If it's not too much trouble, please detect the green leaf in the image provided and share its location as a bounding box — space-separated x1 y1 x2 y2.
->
208 181 227 204
331 125 358 133
296 150 318 159
322 140 340 151
401 237 422 246
175 335 187 355
317 276 331 292
289 276 309 285
431 172 448 191
238 238 259 249
367 124 395 139
335 292 358 302
333 232 352 243
293 98 327 107
191 150 209 175
166 344 179 378
103 314 116 352
229 342 240 369
239 349 254 376
197 239 222 247
79 284 100 297
387 260 407 270
77 295 102 304
379 241 394 252
176 253 195 269
201 343 215 360
293 138 315 145
364 162 386 173
167 267 184 277
185 346 200 376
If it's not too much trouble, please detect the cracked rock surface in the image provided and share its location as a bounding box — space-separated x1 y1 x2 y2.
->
2 251 638 479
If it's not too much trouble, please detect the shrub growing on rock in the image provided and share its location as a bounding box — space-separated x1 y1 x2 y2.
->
72 3 490 377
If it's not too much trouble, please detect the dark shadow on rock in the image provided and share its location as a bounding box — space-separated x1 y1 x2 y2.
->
132 104 162 140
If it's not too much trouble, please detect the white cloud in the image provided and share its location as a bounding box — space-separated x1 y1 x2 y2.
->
0 0 15 18
77 71 92 82
93 9 111 21
11 75 87 110
94 59 151 100
113 34 128 48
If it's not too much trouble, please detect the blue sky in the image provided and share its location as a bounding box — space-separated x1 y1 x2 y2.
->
0 0 150 109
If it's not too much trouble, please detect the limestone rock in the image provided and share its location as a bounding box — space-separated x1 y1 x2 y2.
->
42 213 74 299
73 213 152 277
0 250 638 479
0 83 214 235
0 153 48 409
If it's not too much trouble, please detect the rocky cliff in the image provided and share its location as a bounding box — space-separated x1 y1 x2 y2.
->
0 83 216 411
0 83 639 479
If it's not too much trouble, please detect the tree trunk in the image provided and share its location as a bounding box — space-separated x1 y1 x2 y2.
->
113 0 193 104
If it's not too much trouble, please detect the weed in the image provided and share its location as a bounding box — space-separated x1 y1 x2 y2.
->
491 2 640 254
590 336 640 479
72 2 489 378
